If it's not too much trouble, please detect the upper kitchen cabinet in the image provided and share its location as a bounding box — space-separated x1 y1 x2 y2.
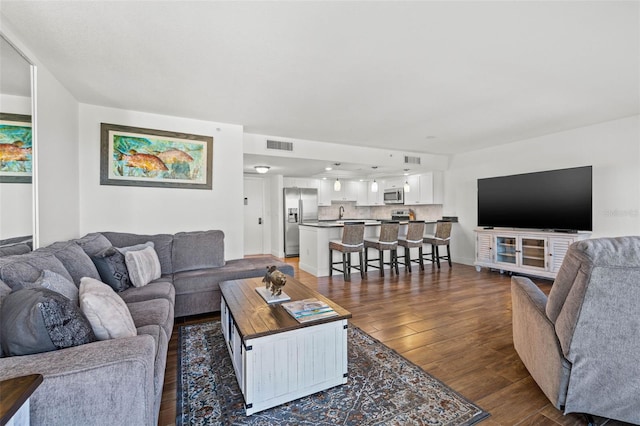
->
331 180 359 202
356 180 385 206
283 177 318 189
317 179 333 206
404 172 444 205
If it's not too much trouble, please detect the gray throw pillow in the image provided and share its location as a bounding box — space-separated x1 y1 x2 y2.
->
90 247 131 292
0 279 11 357
125 246 161 287
24 270 79 305
1 287 96 356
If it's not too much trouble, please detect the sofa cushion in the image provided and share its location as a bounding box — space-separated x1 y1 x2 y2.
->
91 246 132 292
1 287 96 356
24 270 79 305
119 278 175 305
127 298 174 339
172 230 225 273
125 246 162 287
39 241 101 286
0 279 11 357
79 277 137 340
0 252 74 290
0 243 32 257
102 232 174 275
74 232 113 257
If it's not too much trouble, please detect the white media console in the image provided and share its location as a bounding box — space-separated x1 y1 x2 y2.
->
474 228 590 279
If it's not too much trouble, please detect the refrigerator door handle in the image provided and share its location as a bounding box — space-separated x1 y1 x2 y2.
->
298 199 303 224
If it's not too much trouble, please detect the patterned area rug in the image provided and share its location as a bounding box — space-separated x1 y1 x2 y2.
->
177 321 490 426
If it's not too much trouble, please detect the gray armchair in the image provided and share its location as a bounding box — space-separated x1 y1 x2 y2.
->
511 236 640 424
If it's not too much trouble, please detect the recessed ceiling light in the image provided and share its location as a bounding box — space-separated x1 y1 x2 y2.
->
325 167 332 171
254 166 270 174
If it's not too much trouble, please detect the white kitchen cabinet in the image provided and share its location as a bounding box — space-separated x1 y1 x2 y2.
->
474 228 589 279
332 180 358 202
403 172 444 205
356 180 385 206
283 177 318 188
317 179 333 206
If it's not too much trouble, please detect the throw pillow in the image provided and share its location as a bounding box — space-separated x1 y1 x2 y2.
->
90 247 131 292
79 277 137 340
1 287 96 356
117 241 154 255
0 279 11 357
23 270 79 305
125 246 161 288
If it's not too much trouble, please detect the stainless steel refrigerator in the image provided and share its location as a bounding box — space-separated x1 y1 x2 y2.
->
284 188 318 257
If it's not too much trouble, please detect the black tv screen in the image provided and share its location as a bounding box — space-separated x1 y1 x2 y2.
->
477 166 592 231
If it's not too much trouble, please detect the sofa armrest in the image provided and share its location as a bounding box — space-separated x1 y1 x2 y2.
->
511 276 570 409
0 334 157 426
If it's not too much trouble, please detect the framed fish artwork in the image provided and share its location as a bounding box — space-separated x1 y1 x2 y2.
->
0 113 32 183
100 123 213 189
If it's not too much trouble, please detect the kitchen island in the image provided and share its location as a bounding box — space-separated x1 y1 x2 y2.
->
299 220 436 277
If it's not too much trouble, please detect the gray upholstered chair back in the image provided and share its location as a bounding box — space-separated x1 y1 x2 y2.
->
543 236 640 421
341 222 365 246
435 221 452 240
379 221 400 243
405 221 425 243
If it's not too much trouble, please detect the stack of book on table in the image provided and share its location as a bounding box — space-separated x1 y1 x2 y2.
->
282 298 338 323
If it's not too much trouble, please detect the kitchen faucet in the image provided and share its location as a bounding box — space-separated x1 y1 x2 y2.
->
339 205 345 220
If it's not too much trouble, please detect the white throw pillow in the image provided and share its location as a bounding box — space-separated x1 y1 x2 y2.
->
79 277 137 340
125 246 162 288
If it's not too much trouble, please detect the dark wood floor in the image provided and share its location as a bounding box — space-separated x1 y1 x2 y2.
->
159 259 628 426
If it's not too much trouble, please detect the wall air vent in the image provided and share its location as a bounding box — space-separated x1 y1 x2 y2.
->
404 155 421 165
266 140 294 152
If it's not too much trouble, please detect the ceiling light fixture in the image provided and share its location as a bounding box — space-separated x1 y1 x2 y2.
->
254 165 270 174
404 180 410 193
334 178 341 191
325 166 332 171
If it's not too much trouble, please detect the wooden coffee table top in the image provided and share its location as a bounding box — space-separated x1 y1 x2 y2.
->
220 276 351 340
0 374 43 425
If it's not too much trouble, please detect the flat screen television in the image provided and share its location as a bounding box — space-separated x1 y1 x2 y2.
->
477 166 592 232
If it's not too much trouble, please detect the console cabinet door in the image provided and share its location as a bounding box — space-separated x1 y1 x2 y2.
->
476 233 493 263
548 237 574 273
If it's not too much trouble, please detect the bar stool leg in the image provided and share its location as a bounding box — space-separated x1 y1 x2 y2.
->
359 251 365 278
447 244 452 267
379 249 384 277
404 247 411 272
329 248 333 277
364 248 369 273
435 245 441 268
418 246 424 271
342 253 348 279
347 253 352 279
394 249 399 274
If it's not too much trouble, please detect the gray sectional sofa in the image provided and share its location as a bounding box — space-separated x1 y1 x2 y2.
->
0 230 293 426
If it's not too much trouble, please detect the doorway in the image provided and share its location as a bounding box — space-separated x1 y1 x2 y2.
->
243 177 265 255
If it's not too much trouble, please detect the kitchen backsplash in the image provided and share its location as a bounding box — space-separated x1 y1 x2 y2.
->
318 201 443 221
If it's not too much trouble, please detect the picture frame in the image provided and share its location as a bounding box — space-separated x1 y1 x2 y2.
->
0 113 33 183
100 123 213 190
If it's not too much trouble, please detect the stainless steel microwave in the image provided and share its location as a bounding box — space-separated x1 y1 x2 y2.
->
384 188 404 204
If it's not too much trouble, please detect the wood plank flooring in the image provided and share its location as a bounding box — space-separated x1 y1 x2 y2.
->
159 259 629 426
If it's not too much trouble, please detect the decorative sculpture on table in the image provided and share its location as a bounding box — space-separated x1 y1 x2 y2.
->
262 265 287 296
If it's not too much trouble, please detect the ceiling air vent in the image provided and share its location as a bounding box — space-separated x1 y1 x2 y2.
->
404 155 421 165
266 140 294 152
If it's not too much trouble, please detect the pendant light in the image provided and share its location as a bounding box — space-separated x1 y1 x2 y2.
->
403 169 410 192
370 166 378 192
334 178 341 191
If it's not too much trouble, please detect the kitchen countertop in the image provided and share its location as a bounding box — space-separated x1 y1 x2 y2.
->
301 220 438 228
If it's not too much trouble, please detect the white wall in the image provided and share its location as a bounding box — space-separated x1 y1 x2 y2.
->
0 94 32 240
35 66 81 247
445 115 640 265
78 104 245 259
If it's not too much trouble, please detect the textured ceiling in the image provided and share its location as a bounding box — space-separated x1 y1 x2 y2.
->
1 1 638 157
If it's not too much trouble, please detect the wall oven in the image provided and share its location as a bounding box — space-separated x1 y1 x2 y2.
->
384 188 404 204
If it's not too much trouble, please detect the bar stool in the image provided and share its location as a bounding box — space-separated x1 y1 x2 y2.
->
329 222 365 280
422 220 452 268
364 221 400 276
397 220 425 272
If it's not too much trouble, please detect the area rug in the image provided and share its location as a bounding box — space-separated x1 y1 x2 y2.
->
177 321 490 426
